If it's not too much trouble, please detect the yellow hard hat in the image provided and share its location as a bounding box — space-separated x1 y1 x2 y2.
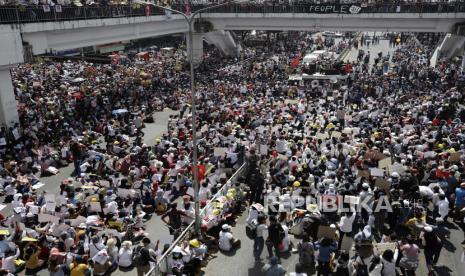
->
293 181 301 187
189 239 200 248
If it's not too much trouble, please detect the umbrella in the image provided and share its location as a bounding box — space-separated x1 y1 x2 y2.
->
112 109 128 115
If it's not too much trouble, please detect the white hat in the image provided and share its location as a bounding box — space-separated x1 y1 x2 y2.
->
424 226 433 232
222 224 231 231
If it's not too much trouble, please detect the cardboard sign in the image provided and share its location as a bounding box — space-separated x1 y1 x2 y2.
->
38 214 59 224
449 152 461 163
317 225 336 240
370 168 385 177
375 178 390 191
375 242 396 253
316 132 329 140
365 150 386 161
357 170 370 179
331 131 342 139
378 157 392 169
213 147 228 157
52 224 70 237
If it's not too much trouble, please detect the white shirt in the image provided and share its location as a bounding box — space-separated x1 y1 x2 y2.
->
118 248 133 267
339 214 356 235
438 198 449 218
219 231 233 251
256 224 268 238
2 248 19 273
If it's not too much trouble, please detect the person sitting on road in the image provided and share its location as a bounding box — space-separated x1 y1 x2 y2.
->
218 224 241 252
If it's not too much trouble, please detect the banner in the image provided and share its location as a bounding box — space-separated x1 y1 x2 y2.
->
305 4 362 14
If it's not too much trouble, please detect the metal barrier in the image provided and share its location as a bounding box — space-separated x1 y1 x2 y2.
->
146 162 248 276
0 2 465 24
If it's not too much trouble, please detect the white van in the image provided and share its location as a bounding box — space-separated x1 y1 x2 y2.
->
302 50 328 64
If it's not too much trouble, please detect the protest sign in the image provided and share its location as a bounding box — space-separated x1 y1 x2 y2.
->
317 225 336 239
375 178 390 191
378 157 392 169
370 168 385 177
213 147 227 157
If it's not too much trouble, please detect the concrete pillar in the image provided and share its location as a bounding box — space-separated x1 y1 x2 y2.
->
0 69 19 126
462 47 465 73
187 32 204 65
0 25 23 127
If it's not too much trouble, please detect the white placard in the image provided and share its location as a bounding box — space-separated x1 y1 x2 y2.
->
117 188 131 198
390 164 406 175
186 187 195 197
213 147 228 157
70 216 87 227
38 214 59 224
370 168 385 177
260 145 269 156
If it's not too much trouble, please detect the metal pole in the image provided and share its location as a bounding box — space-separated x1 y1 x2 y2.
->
136 0 246 238
187 17 201 236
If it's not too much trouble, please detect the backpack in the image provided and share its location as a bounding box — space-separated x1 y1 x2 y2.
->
132 246 149 267
246 220 258 239
355 257 378 276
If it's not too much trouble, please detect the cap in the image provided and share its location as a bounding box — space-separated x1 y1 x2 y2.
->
222 224 231 231
293 181 300 187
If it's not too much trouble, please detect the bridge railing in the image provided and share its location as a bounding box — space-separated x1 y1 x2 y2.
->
145 162 248 276
0 2 464 24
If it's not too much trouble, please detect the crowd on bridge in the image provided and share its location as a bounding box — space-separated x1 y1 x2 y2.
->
0 24 463 276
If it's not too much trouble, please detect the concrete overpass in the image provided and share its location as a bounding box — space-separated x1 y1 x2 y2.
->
0 4 465 125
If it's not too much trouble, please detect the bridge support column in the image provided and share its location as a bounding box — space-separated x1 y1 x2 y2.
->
0 68 19 126
187 32 204 65
0 25 23 127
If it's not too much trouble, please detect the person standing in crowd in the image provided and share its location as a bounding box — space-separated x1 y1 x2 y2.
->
314 238 337 276
421 226 443 275
253 214 268 261
267 216 285 260
399 237 420 276
453 182 465 222
337 211 356 250
133 238 159 276
161 203 190 236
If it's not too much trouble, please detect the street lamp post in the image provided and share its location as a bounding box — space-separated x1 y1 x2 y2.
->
137 0 243 235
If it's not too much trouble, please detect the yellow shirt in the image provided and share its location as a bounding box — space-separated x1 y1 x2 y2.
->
70 263 89 276
25 251 40 269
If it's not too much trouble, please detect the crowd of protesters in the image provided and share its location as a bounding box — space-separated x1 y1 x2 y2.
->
0 26 462 276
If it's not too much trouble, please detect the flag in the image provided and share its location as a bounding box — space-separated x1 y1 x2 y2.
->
290 56 301 69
